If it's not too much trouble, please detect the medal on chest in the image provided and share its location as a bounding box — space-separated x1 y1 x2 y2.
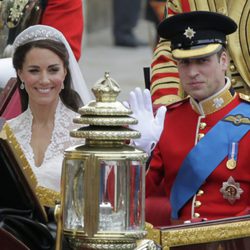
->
226 142 238 170
220 176 243 204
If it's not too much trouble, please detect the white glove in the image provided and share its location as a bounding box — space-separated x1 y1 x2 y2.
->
125 87 167 155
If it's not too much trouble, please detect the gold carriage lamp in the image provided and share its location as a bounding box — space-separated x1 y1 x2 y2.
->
55 72 148 250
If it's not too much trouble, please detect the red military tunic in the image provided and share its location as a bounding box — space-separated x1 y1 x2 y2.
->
147 82 250 223
41 0 84 61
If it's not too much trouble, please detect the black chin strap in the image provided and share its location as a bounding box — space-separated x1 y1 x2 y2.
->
143 67 151 90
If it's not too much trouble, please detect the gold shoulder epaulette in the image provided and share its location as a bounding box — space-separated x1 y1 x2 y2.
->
239 93 250 103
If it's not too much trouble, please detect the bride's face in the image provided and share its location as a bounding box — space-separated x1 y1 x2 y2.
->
18 47 67 107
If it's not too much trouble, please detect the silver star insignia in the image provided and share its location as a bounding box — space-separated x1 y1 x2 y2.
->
184 27 196 39
220 176 243 204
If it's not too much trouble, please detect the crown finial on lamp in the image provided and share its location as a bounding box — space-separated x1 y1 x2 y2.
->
92 72 120 102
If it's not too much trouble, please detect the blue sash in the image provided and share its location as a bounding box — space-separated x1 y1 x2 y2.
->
170 102 250 219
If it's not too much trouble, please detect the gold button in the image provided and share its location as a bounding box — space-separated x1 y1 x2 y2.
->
231 78 236 85
194 201 202 208
199 122 207 130
229 65 236 72
197 190 204 196
194 213 200 218
198 133 204 140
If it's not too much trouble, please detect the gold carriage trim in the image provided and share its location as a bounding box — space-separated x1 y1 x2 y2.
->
2 122 61 208
160 218 250 249
2 122 38 188
36 186 60 207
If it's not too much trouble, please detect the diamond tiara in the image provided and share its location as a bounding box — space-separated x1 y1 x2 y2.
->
13 25 63 50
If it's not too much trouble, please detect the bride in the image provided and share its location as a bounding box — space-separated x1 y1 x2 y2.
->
7 25 92 207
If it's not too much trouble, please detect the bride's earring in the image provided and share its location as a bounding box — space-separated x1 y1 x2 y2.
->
20 81 25 90
61 82 65 90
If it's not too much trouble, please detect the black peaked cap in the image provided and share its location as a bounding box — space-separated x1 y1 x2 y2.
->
157 11 237 59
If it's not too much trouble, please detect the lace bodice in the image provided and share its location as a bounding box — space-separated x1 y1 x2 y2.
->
8 100 81 192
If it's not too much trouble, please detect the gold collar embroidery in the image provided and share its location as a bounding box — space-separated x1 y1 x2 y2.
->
190 78 235 115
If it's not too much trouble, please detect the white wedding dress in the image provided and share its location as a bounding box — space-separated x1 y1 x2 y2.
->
8 100 81 192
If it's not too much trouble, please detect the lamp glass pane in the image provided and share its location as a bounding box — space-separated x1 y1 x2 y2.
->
98 160 145 232
63 159 85 230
